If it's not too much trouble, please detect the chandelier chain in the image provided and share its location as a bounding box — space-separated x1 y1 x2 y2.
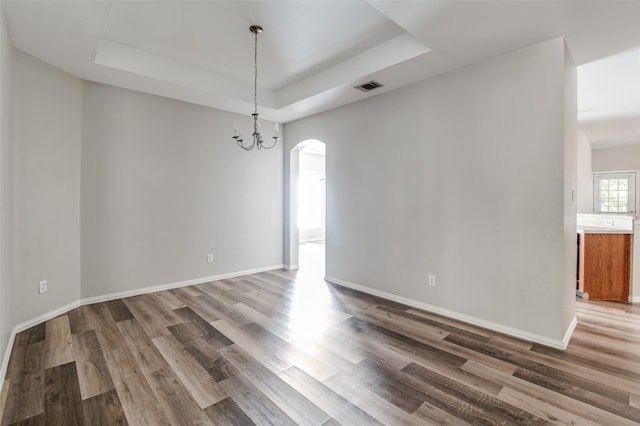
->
254 28 258 115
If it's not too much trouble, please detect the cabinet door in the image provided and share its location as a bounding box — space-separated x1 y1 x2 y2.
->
583 233 630 301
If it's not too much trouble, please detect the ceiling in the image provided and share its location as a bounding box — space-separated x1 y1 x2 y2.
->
578 47 640 149
2 1 640 146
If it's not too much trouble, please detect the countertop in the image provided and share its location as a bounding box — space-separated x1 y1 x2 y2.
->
577 226 633 234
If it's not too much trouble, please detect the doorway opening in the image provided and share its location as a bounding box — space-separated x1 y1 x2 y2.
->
290 140 325 275
298 141 325 272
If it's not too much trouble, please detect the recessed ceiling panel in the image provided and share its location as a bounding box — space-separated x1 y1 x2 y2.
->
103 1 406 90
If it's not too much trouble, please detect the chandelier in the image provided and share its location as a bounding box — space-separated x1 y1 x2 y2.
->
233 25 280 151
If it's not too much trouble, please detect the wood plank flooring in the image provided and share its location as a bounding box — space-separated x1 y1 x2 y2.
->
1 268 639 424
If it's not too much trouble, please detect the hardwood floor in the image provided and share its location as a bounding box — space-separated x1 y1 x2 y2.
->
1 261 639 424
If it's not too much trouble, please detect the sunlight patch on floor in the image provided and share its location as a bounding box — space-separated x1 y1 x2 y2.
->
285 241 330 341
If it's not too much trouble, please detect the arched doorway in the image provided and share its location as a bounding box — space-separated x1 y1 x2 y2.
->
285 140 326 273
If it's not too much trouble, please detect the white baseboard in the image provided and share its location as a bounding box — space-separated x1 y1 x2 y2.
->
0 264 283 390
1 299 81 387
284 264 299 271
0 329 15 390
632 296 640 303
562 316 578 349
14 300 82 334
80 264 284 305
325 275 574 350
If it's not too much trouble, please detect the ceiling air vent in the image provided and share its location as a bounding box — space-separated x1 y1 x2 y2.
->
354 80 384 92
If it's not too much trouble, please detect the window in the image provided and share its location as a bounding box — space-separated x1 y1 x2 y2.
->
593 172 636 214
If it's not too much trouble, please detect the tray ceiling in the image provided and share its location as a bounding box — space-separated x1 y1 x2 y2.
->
2 0 640 139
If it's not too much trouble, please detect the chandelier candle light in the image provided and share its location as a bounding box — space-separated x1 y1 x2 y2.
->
233 25 280 150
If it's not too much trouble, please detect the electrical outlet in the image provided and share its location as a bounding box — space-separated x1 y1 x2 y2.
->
39 280 47 294
428 275 436 286
207 254 214 263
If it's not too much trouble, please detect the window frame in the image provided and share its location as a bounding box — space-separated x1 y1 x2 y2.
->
593 171 636 215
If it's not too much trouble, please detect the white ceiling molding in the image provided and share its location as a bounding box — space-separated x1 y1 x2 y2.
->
94 38 268 107
274 33 429 108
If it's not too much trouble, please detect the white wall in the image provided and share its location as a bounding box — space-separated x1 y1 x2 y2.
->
299 151 325 242
300 151 325 174
284 143 298 269
562 44 577 335
0 4 13 369
576 129 593 214
81 82 283 298
12 50 82 325
592 144 640 172
285 38 575 345
634 230 640 303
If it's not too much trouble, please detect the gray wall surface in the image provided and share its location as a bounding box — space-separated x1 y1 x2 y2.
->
0 6 13 365
81 82 283 298
285 38 576 343
12 50 82 325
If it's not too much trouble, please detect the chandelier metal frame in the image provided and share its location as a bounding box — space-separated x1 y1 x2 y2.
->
233 25 280 151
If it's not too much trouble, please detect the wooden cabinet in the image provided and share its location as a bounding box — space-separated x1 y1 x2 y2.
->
581 233 630 301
